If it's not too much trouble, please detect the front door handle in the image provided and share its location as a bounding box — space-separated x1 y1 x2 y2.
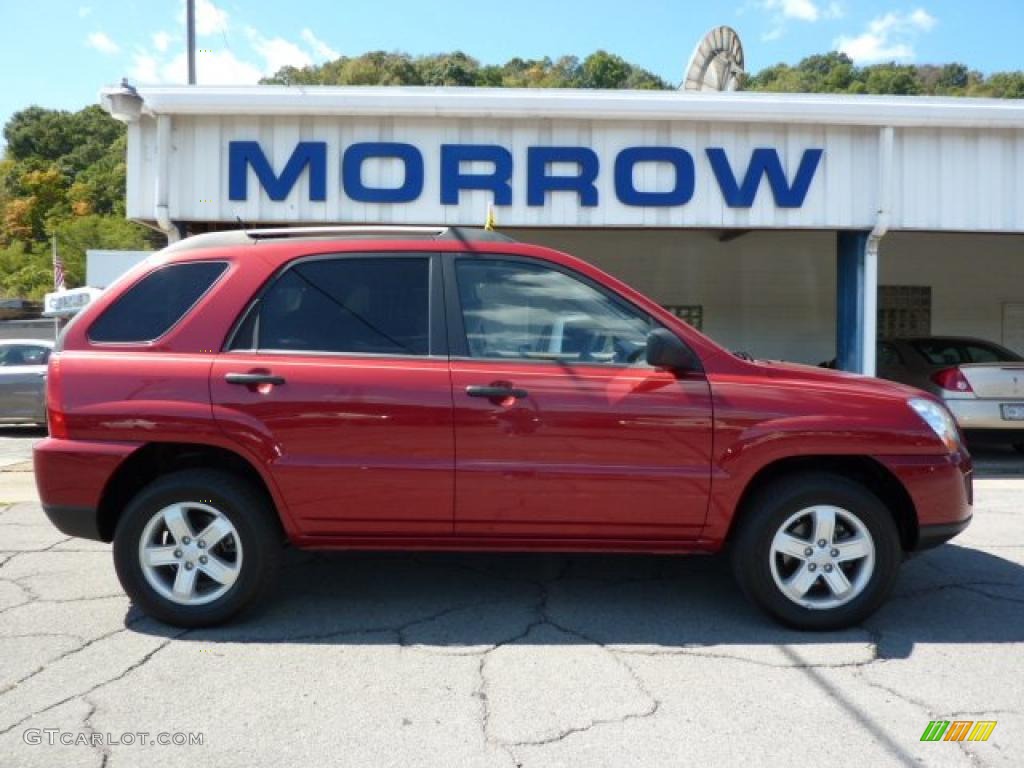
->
466 385 528 400
225 372 286 386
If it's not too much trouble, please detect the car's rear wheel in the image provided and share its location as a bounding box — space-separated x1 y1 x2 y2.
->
730 473 902 630
113 469 282 627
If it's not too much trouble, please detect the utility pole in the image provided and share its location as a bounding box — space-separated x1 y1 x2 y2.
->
186 0 196 84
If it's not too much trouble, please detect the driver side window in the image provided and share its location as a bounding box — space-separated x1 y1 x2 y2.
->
454 259 652 365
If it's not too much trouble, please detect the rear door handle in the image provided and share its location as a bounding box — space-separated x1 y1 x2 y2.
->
466 385 528 400
225 372 286 386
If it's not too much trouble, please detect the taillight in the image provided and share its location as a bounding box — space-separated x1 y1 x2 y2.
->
45 356 68 439
931 367 973 393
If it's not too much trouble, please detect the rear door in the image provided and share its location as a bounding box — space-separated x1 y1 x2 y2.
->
210 252 454 537
446 254 713 540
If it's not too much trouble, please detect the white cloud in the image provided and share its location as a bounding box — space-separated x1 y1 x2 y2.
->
126 0 338 86
129 53 161 82
760 0 843 22
836 8 937 63
178 0 229 36
247 28 313 73
86 31 120 55
757 0 843 41
764 0 821 22
301 28 339 61
130 47 263 85
78 6 92 17
165 50 263 84
153 31 172 53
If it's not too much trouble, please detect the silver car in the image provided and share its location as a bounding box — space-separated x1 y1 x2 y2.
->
0 339 53 426
877 336 1024 452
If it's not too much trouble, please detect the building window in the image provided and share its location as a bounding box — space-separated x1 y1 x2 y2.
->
662 304 704 331
878 286 931 339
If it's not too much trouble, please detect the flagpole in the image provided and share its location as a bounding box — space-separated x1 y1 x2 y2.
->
51 235 59 339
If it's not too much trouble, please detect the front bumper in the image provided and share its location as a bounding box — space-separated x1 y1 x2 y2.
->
876 451 973 551
916 516 973 551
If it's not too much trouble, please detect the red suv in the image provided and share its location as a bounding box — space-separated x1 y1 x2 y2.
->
35 227 972 630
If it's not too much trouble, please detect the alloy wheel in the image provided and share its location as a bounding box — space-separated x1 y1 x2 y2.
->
137 502 243 606
768 505 876 610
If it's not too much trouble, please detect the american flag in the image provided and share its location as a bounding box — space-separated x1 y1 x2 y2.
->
52 237 65 291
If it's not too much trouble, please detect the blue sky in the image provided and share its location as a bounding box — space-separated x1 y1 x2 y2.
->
2 0 1023 130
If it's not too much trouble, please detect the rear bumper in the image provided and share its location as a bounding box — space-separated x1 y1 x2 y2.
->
41 504 103 541
947 398 1024 431
875 451 973 550
33 437 140 542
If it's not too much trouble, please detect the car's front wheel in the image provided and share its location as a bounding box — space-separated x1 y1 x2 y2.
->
113 469 282 627
730 473 902 630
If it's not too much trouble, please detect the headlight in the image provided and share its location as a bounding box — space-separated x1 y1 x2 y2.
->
908 397 961 452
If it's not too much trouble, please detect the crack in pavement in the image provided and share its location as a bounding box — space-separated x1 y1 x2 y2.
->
0 628 188 737
850 664 992 768
0 618 147 699
0 536 74 570
453 559 664 759
82 695 111 768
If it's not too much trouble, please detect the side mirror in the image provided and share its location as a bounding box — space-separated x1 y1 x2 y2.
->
645 328 701 372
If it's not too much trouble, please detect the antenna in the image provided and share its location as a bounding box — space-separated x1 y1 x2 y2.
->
682 26 745 92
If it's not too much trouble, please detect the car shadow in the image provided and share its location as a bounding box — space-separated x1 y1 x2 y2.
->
969 442 1024 479
128 543 1024 657
0 426 47 438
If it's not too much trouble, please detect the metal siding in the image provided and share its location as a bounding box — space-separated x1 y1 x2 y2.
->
892 127 1024 231
135 113 1024 231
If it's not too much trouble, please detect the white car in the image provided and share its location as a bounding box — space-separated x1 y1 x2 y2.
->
0 339 53 426
876 336 1024 453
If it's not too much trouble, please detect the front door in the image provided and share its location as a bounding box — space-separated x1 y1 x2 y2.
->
446 255 713 540
210 253 454 536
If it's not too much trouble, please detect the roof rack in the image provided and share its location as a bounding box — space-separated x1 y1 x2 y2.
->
162 225 515 253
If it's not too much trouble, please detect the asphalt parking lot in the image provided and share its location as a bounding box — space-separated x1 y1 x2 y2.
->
0 427 1021 767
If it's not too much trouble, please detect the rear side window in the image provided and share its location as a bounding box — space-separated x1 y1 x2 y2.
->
89 262 227 343
912 339 1022 365
233 257 429 356
0 344 50 366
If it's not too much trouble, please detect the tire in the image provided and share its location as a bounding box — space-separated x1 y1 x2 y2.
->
1012 442 1024 455
113 469 283 628
730 472 902 631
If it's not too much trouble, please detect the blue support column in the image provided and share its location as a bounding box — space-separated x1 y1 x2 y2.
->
836 231 871 373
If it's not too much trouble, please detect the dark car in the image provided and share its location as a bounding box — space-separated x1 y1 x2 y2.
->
877 337 1024 452
35 227 972 630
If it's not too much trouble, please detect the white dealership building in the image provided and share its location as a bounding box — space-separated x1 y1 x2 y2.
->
101 84 1024 373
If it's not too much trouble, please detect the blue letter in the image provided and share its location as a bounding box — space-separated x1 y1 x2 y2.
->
527 147 599 207
342 142 424 203
614 147 695 207
440 145 513 205
229 141 326 201
706 147 823 208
